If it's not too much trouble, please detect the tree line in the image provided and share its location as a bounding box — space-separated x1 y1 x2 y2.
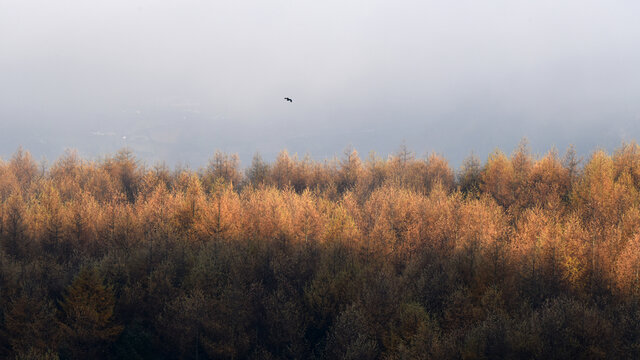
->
1 142 640 359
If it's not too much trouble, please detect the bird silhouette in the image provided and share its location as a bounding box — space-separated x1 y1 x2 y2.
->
284 97 293 103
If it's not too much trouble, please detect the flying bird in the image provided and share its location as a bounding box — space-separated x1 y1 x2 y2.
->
284 97 293 103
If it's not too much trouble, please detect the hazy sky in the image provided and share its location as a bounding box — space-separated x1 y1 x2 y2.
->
2 0 640 168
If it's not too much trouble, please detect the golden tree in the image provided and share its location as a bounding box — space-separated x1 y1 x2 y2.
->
204 150 242 189
8 147 38 191
58 268 123 359
481 150 516 208
338 147 363 193
425 153 455 193
528 150 570 210
3 295 61 357
2 192 27 257
615 233 640 299
271 150 295 189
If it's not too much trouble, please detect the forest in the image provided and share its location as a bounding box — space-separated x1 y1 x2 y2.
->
1 142 640 359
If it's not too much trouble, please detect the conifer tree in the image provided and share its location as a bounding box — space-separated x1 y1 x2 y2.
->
58 267 123 359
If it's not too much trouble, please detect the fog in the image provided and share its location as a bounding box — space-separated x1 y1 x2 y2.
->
2 0 640 168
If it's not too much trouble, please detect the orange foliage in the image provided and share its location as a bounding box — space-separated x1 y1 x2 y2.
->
3 143 640 358
481 150 516 208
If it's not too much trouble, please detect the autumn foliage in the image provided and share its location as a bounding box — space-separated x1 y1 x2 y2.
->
2 142 640 359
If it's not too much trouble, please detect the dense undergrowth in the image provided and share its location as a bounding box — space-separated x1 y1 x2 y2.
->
2 142 640 359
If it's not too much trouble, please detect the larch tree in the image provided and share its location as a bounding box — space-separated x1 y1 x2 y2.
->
58 267 123 359
9 147 38 190
3 295 61 357
2 192 27 257
458 153 482 196
246 152 270 188
425 153 455 193
338 147 363 193
205 150 242 189
271 150 295 189
481 150 516 209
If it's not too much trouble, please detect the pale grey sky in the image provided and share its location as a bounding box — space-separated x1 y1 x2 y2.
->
2 0 640 167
